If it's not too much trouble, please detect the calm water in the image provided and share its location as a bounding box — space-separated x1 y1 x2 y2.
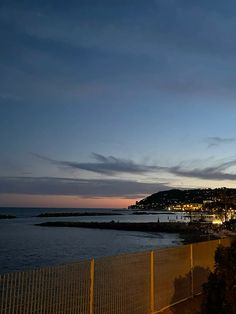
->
0 208 187 274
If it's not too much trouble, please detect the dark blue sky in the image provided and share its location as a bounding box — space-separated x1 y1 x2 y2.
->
1 0 236 207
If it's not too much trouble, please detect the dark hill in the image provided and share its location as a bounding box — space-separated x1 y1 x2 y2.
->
129 188 236 210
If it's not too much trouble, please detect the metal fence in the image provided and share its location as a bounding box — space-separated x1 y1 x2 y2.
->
0 237 232 314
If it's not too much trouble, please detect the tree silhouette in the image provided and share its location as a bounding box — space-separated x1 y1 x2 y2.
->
201 241 236 314
170 267 209 314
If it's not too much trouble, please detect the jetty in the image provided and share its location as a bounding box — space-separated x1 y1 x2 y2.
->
37 212 122 218
35 221 222 243
0 214 16 219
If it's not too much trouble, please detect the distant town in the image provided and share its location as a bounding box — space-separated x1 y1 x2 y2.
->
129 188 236 221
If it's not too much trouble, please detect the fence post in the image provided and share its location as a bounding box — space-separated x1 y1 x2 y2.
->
190 244 194 298
89 259 95 314
150 251 154 314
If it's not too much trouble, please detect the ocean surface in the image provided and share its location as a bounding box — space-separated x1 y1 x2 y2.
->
0 207 188 274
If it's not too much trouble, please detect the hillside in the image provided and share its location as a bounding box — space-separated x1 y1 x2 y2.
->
129 188 236 210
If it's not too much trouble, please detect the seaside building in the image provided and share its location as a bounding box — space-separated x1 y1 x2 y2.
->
170 203 203 211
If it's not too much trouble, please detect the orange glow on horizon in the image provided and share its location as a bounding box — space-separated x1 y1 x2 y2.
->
0 194 139 208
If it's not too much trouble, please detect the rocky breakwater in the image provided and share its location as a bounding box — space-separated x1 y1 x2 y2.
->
36 221 220 243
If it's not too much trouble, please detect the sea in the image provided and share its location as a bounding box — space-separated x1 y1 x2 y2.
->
0 207 189 274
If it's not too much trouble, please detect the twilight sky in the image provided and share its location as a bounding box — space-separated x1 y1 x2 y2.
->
1 0 236 208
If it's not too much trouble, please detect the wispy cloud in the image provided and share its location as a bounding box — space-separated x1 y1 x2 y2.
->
0 176 168 198
169 159 236 181
33 153 164 175
204 137 236 148
33 153 236 182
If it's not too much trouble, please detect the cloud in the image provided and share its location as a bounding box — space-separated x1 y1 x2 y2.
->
4 0 236 60
0 176 168 198
169 159 236 181
33 153 163 175
33 153 236 182
204 137 236 148
2 0 236 103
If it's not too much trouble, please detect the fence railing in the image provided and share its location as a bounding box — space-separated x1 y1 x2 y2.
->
0 237 232 314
